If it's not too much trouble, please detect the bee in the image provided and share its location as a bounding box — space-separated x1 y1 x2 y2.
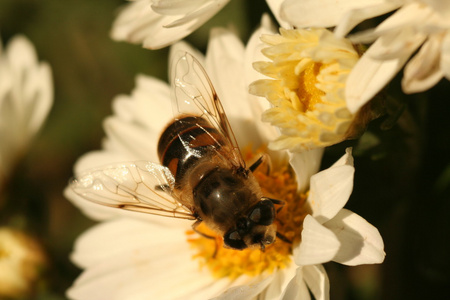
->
70 52 284 250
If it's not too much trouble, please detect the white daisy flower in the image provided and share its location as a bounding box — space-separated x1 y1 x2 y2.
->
279 0 450 113
65 25 384 299
111 0 230 49
0 35 53 190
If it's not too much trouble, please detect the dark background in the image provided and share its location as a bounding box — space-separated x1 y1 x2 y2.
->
1 0 449 299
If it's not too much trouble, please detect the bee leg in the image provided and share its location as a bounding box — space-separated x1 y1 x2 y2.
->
192 220 219 257
249 154 271 175
276 232 292 244
192 219 214 239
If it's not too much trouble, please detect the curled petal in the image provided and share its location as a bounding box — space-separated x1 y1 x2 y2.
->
111 0 229 49
302 265 330 300
324 209 386 266
334 2 401 37
289 148 324 193
281 267 310 300
280 0 390 29
330 147 353 168
308 151 355 223
294 215 340 266
402 34 444 93
345 33 422 113
263 264 297 300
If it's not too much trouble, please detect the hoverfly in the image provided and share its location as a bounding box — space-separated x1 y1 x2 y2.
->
70 52 285 250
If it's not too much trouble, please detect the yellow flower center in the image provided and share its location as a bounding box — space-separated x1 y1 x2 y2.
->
296 62 325 112
0 247 10 259
186 150 309 279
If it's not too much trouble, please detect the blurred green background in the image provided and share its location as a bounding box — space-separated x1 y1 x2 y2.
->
1 0 449 299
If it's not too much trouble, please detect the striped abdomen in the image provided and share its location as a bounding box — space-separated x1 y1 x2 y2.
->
157 116 227 186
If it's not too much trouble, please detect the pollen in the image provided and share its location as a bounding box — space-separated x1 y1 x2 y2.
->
186 151 310 280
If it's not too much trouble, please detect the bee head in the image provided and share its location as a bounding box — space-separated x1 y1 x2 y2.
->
223 199 277 250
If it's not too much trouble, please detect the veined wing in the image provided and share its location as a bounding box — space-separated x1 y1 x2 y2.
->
169 51 246 169
70 161 196 220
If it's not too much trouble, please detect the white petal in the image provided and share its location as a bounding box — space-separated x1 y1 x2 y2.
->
69 246 219 300
308 151 354 223
289 148 324 193
334 2 401 37
103 116 159 161
346 35 420 113
423 0 450 19
262 264 297 300
244 15 281 148
294 215 340 266
302 265 330 300
114 75 173 133
6 35 37 76
143 1 226 49
205 27 248 119
205 27 268 150
402 34 444 93
5 35 53 137
324 209 385 266
161 0 229 28
280 0 389 29
22 62 53 136
68 218 230 300
266 0 292 29
111 0 163 45
281 267 310 300
212 273 274 300
73 151 132 174
151 0 207 15
441 31 450 80
330 147 354 168
111 0 228 49
70 219 186 267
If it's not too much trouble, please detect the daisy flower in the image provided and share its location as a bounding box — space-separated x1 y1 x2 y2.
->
0 35 53 191
111 0 230 49
280 0 450 113
65 26 384 299
0 227 47 299
249 16 365 152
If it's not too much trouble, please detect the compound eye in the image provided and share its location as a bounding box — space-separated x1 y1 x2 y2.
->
224 230 247 250
248 199 275 226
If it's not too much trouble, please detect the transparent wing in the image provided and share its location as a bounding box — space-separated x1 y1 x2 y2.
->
70 161 196 220
170 51 246 168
